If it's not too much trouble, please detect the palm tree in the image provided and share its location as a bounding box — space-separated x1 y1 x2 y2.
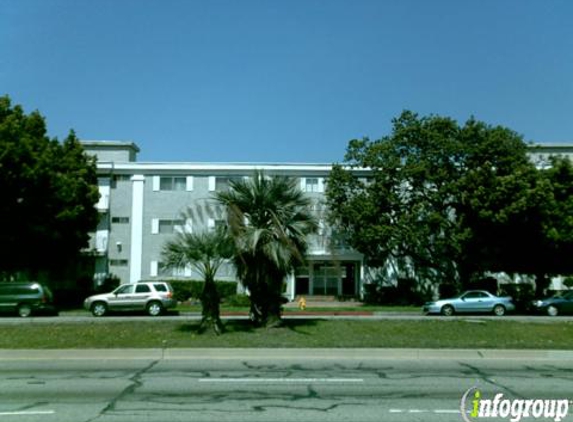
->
216 171 318 327
161 225 233 335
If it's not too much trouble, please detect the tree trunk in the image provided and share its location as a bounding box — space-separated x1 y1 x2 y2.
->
264 282 284 328
199 277 223 335
248 285 268 327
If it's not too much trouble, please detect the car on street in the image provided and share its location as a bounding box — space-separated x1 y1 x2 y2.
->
84 282 177 316
0 282 58 317
423 290 515 316
532 291 573 316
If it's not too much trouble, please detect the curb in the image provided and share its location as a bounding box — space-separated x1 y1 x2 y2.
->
1 348 572 361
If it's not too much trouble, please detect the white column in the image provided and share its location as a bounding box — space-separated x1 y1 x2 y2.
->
318 178 325 193
186 176 194 191
286 273 295 301
152 176 160 191
208 176 216 191
130 175 145 284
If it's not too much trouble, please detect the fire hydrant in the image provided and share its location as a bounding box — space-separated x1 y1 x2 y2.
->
298 296 307 310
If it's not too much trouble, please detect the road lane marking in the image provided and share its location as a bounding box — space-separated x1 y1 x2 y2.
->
0 410 55 416
390 409 461 414
199 378 364 383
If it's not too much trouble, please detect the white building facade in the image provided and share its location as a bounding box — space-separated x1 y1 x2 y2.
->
83 141 365 300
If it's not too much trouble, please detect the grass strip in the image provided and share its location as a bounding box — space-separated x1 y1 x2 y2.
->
2 319 573 349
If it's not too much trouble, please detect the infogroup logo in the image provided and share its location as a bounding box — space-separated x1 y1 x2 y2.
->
460 387 570 422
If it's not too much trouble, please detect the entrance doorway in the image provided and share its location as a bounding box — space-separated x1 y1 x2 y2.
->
312 264 342 296
293 262 359 297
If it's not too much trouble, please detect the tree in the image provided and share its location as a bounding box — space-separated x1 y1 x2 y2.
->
326 111 537 289
530 157 573 295
0 96 99 281
161 224 233 334
216 171 318 327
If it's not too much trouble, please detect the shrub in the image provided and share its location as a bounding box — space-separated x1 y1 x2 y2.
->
167 280 238 302
470 277 499 295
499 283 535 313
439 283 458 299
216 281 238 299
168 280 203 302
96 274 121 294
224 294 251 307
363 279 430 306
563 277 573 289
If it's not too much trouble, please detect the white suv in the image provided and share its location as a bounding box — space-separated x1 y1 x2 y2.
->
84 282 177 317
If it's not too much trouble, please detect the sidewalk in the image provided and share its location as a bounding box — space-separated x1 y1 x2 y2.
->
1 348 572 361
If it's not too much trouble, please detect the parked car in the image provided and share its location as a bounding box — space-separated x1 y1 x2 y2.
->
532 291 573 316
84 282 177 316
423 290 515 316
0 282 57 317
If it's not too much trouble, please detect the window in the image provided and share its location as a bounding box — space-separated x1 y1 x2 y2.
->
111 175 131 188
151 260 191 277
305 178 319 192
110 259 128 267
111 217 130 224
158 219 185 234
135 284 151 293
112 175 131 185
462 291 488 299
153 176 193 192
302 177 325 193
152 218 191 235
215 176 242 192
157 262 179 277
115 284 134 294
160 176 186 191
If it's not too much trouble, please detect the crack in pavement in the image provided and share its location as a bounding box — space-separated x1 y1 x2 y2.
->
458 362 525 399
84 360 159 422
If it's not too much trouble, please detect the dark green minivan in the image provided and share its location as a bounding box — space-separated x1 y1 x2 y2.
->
0 282 58 317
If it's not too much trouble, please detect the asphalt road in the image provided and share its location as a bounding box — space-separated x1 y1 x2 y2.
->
1 349 572 422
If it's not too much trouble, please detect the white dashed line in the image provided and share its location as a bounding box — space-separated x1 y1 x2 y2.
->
390 409 461 414
199 378 364 383
0 410 55 416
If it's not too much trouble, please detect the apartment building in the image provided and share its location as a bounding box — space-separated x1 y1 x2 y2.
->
83 141 365 300
84 141 573 298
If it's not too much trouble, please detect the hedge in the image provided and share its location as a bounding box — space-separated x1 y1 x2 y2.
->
165 280 238 302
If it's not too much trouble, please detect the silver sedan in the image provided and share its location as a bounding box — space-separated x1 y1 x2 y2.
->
423 290 515 316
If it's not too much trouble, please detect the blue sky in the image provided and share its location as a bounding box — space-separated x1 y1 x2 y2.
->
2 0 572 163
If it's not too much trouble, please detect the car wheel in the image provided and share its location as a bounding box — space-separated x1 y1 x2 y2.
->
17 304 32 318
91 302 107 317
493 304 506 316
441 305 454 316
547 305 559 317
146 301 163 317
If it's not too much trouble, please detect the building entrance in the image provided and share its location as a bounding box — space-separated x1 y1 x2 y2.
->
312 264 341 295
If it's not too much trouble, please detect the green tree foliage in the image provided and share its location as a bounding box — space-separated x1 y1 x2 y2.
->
327 111 539 288
162 224 233 334
0 96 99 280
530 157 573 294
216 171 318 327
